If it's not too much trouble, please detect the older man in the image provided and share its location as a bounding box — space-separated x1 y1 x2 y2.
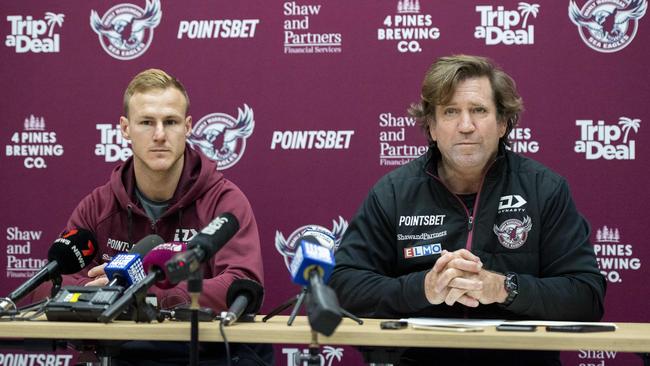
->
330 55 606 366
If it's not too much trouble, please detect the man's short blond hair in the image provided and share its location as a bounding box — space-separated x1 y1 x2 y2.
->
123 68 190 117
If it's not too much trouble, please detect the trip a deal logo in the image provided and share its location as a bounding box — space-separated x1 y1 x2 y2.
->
5 11 64 53
90 0 162 60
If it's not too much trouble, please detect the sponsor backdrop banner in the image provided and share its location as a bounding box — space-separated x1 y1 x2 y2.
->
0 1 647 365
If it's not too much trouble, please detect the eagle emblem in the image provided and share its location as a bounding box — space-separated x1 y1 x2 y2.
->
569 0 647 52
90 0 161 60
493 216 533 249
188 105 255 170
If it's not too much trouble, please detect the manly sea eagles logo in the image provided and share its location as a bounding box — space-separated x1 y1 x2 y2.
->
187 104 254 170
275 217 348 271
90 0 162 60
493 216 532 249
569 0 647 53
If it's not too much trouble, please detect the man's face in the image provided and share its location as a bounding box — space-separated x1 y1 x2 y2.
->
120 87 192 174
431 76 506 174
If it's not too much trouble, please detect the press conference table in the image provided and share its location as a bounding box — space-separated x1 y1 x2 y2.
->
1 316 649 353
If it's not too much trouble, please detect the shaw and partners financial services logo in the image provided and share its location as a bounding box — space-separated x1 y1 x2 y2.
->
187 104 255 170
90 0 162 60
569 0 647 53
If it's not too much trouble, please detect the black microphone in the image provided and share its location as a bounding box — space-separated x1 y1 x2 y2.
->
0 228 97 313
105 235 165 287
166 213 239 284
223 279 264 326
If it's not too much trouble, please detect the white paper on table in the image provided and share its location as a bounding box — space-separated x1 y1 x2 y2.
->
502 320 618 328
402 317 506 328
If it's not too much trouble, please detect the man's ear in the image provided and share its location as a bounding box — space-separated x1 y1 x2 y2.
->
498 118 508 138
185 115 192 137
119 116 131 140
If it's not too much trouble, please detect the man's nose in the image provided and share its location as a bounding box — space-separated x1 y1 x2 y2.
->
458 111 475 133
153 122 165 140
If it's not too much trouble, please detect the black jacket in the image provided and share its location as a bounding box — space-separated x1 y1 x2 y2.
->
330 145 606 365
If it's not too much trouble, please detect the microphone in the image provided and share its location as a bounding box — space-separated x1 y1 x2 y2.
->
290 235 342 336
104 235 164 287
223 279 264 326
0 229 97 313
166 213 239 284
98 242 186 323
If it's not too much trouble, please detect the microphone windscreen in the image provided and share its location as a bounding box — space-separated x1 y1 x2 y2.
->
289 235 336 286
47 228 97 274
130 234 165 256
190 213 240 257
142 242 187 289
226 278 264 314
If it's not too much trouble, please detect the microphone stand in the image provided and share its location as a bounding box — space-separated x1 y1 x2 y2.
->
295 330 321 366
188 269 202 366
262 287 363 326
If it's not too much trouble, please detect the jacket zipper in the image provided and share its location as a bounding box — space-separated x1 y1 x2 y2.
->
426 159 498 252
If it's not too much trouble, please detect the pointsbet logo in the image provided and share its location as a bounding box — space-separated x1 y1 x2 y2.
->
5 12 64 53
574 117 640 160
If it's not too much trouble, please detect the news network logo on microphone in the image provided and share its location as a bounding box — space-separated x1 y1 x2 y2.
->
275 216 347 272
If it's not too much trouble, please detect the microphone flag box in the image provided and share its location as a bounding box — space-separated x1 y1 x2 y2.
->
290 237 335 286
45 286 124 322
105 253 145 286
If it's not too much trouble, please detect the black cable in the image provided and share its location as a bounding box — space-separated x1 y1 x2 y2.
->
219 319 231 366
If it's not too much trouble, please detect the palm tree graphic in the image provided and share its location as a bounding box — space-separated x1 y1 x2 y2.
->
518 2 540 27
44 12 65 37
322 346 343 366
618 117 641 143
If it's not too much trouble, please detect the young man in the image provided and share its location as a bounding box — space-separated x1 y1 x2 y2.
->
34 69 271 365
330 55 606 366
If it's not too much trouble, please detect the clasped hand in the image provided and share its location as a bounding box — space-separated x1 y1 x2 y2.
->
424 249 507 307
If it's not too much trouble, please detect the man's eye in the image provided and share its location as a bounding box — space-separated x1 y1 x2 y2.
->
444 109 458 116
165 119 178 125
474 107 487 113
140 120 152 126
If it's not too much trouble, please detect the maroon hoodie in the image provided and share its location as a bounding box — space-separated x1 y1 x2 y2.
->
32 146 263 312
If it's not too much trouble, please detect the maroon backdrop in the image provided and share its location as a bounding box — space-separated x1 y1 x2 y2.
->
1 1 647 365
